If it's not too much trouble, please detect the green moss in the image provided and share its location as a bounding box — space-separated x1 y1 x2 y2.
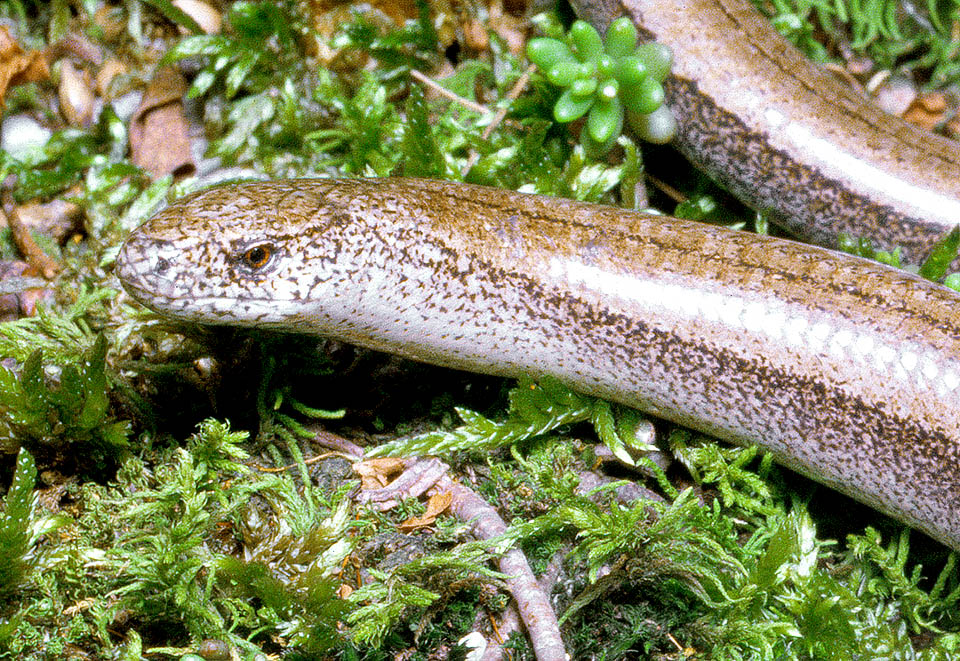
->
0 335 130 460
754 0 960 89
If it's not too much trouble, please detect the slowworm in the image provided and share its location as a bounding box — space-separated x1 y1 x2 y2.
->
117 177 960 551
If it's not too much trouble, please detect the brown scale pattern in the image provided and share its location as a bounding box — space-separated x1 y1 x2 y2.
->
117 178 960 549
667 76 933 259
453 253 960 544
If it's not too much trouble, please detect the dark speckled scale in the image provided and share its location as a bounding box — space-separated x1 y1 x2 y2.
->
119 177 960 549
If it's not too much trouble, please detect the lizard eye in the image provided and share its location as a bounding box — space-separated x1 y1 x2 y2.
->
241 243 274 270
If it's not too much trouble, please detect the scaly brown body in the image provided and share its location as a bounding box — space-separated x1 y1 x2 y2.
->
118 177 960 550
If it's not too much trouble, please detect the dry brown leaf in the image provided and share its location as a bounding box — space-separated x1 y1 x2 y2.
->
305 0 456 63
0 260 54 321
308 0 419 30
903 92 949 132
2 197 83 243
2 190 61 279
129 66 196 179
95 59 127 97
0 26 50 107
488 0 527 57
353 457 406 489
93 6 127 43
424 490 452 517
59 60 94 126
398 491 452 532
463 18 489 52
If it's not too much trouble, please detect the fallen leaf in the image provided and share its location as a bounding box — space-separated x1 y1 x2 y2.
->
423 490 452 516
95 59 127 97
3 191 61 279
2 197 83 243
398 491 452 532
0 260 54 321
903 92 948 132
0 26 50 107
353 457 406 489
58 60 94 126
173 0 223 35
129 66 196 180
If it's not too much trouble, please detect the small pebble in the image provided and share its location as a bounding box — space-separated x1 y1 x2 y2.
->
873 74 918 117
1 115 52 156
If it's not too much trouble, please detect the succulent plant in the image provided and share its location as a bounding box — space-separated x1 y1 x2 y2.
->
527 17 676 153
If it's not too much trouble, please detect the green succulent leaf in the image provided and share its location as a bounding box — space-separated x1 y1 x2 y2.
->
627 105 677 144
621 77 664 114
597 78 619 101
570 77 598 98
635 42 674 82
605 17 638 57
597 54 614 78
613 55 648 87
527 37 575 70
582 106 623 157
528 14 676 152
587 97 623 143
554 89 594 122
546 61 581 87
569 20 604 63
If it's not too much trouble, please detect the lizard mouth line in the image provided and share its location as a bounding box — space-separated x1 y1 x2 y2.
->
119 271 308 326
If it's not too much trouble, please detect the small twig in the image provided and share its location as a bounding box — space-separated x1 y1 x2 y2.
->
463 64 537 176
256 429 365 471
667 632 686 653
437 473 567 660
481 605 520 661
254 450 352 473
312 428 364 458
410 68 490 115
480 64 536 141
407 67 534 178
347 446 566 656
643 172 686 204
2 186 61 278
